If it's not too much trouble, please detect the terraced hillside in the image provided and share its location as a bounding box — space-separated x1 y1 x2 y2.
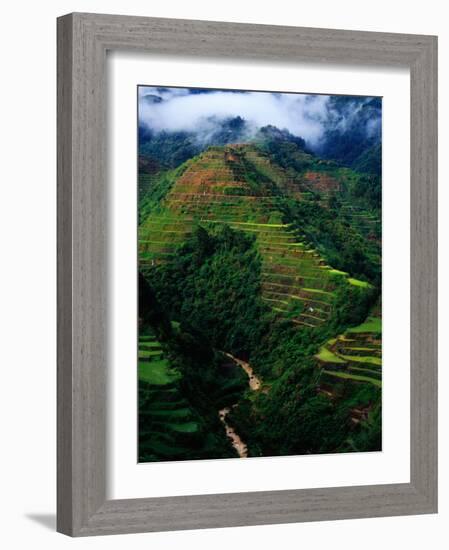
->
244 144 381 243
138 88 383 459
316 315 381 386
138 331 203 462
315 312 381 425
139 144 371 328
138 325 251 462
139 137 382 457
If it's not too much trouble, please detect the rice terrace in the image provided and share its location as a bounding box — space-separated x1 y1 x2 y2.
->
137 86 382 462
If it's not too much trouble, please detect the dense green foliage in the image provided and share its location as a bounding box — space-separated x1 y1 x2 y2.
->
141 221 379 458
139 130 201 169
352 143 382 178
138 274 248 462
139 116 252 169
146 225 271 357
281 198 381 286
229 320 381 456
137 126 382 460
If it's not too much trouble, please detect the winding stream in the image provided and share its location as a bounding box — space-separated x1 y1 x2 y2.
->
218 353 262 458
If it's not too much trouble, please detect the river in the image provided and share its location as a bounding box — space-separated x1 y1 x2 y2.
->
218 353 262 458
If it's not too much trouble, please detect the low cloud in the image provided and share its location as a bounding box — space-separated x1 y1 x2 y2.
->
138 86 380 148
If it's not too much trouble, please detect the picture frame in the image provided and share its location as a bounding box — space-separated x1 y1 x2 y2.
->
57 12 438 536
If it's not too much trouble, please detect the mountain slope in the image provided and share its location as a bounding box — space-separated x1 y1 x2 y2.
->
139 143 374 329
138 140 382 458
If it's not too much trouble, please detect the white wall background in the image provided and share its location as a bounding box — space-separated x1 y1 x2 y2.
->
0 1 445 548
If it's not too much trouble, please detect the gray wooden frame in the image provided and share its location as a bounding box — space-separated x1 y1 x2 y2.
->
57 12 438 537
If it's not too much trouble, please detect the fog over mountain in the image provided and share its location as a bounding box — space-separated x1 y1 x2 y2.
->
138 86 381 170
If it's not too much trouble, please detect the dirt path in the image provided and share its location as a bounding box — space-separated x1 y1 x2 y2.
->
218 352 262 458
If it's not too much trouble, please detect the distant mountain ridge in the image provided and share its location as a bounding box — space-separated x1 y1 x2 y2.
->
315 97 381 170
139 122 380 178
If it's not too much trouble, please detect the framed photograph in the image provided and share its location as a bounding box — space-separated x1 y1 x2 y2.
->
57 12 437 536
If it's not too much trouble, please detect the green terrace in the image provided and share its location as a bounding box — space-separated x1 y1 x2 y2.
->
244 146 381 243
315 315 382 389
138 332 204 462
139 145 373 328
339 201 381 241
314 314 382 425
139 212 351 327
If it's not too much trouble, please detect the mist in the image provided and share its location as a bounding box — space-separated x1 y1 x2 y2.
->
138 86 381 150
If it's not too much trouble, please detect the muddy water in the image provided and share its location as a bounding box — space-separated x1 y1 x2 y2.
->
218 353 262 458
